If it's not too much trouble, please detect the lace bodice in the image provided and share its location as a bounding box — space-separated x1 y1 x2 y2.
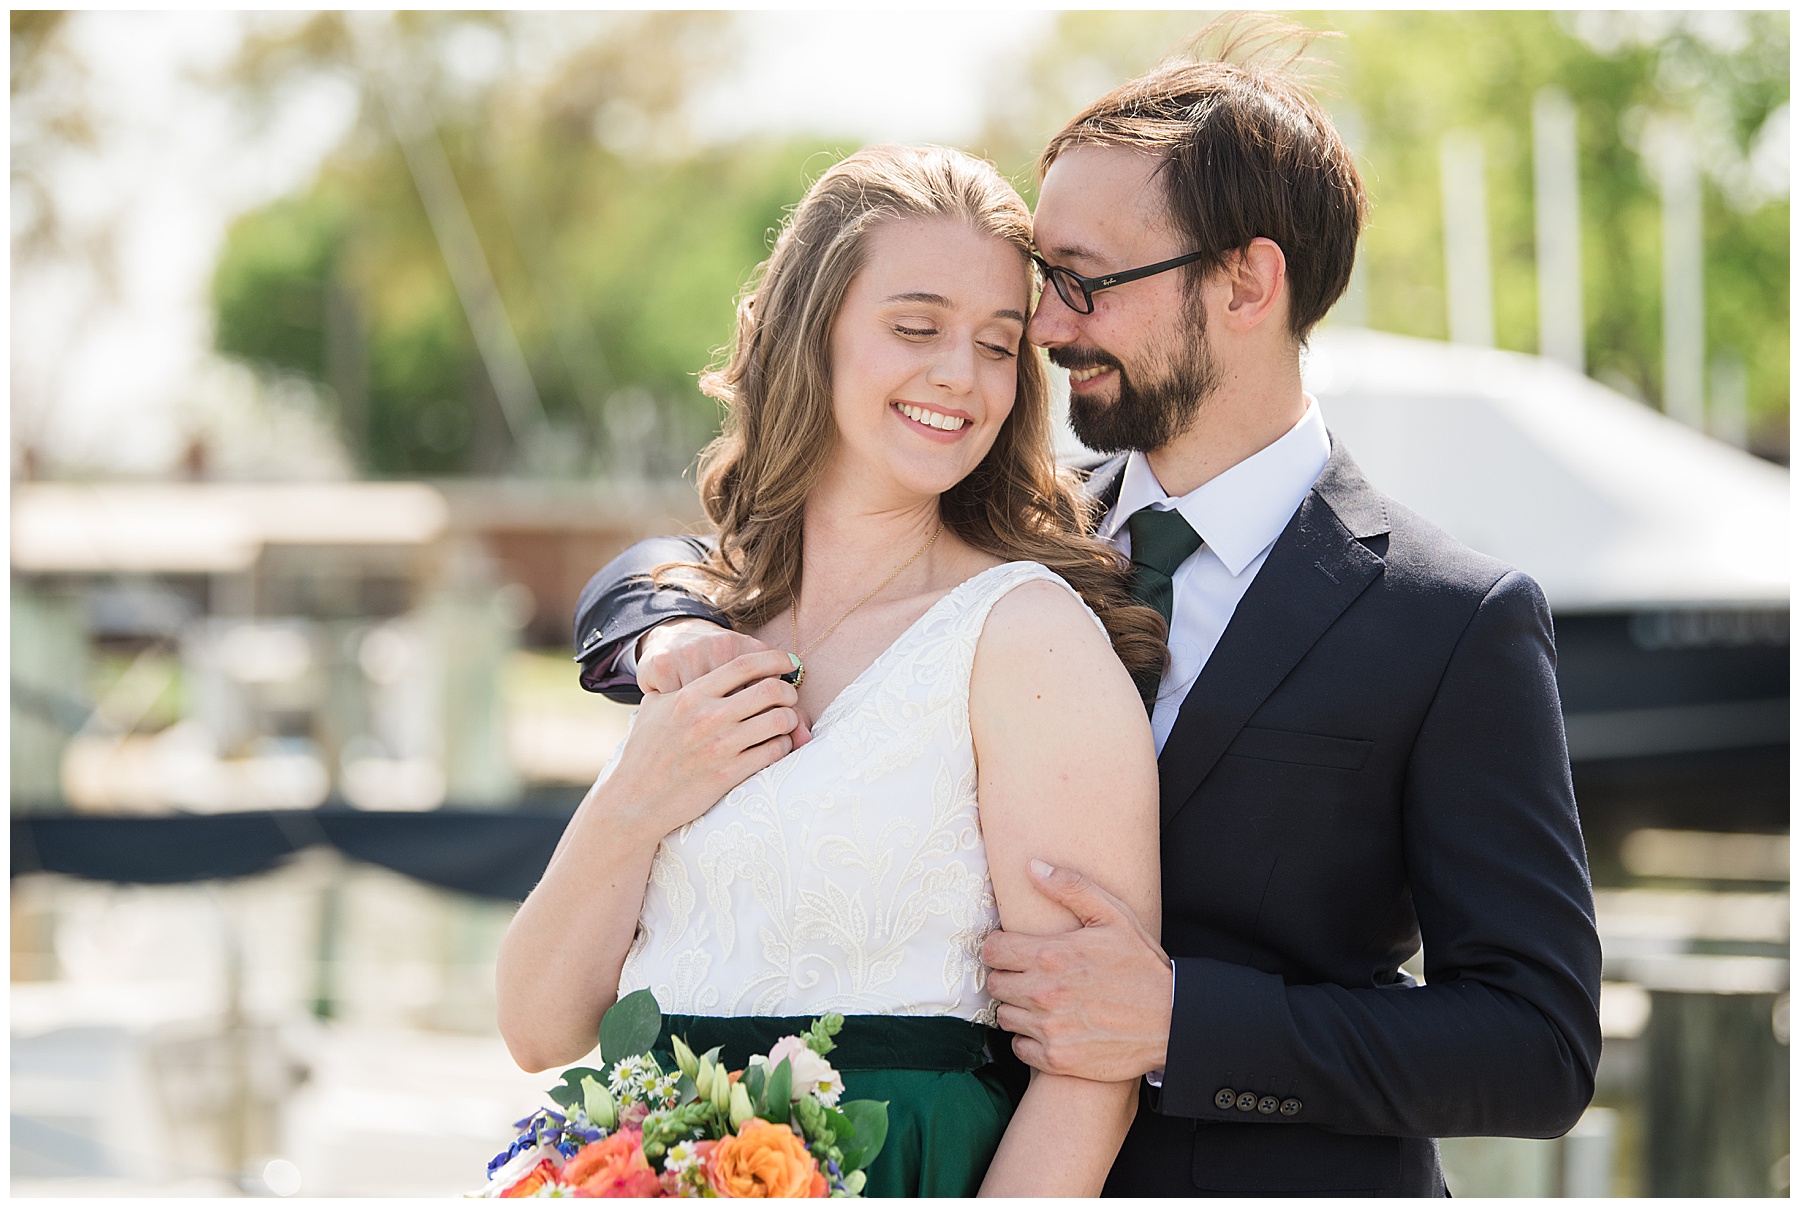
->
616 561 1105 1022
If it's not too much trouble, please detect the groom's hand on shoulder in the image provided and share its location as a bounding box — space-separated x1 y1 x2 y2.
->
638 620 812 747
637 618 758 692
984 861 1174 1083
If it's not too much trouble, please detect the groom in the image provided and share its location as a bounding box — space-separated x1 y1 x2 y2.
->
569 47 1601 1198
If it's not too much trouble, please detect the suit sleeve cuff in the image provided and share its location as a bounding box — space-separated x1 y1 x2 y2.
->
1158 955 1297 1120
575 601 728 701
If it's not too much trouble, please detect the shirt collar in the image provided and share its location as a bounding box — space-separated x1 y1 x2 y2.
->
1099 394 1331 576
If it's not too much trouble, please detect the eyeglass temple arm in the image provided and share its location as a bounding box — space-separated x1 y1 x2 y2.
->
1086 250 1208 290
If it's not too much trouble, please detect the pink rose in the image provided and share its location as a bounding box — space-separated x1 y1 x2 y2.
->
764 1037 844 1107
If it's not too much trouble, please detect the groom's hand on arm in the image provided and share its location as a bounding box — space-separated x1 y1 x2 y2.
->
984 861 1174 1083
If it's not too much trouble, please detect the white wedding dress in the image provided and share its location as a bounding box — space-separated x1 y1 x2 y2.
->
616 561 1106 1024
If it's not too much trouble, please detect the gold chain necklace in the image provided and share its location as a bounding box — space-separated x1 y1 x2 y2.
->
785 522 943 688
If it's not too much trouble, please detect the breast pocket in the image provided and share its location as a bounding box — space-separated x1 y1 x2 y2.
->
1223 725 1374 772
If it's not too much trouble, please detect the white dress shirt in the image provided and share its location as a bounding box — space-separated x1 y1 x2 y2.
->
1099 395 1332 755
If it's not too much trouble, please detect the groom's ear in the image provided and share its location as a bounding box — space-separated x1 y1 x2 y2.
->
1220 237 1289 333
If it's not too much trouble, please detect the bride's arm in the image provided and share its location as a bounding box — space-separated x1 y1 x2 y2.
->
495 649 803 1072
969 580 1161 1197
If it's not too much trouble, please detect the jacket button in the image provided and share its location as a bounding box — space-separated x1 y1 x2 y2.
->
1280 1098 1302 1116
1214 1089 1236 1110
1235 1092 1258 1112
1258 1096 1279 1114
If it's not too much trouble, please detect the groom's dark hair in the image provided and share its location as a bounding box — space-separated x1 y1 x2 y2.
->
1040 17 1367 342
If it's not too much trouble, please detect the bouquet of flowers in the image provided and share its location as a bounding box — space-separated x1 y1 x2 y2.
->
479 990 888 1198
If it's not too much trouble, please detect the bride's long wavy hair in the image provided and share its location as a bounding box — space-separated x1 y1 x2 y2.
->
666 144 1166 680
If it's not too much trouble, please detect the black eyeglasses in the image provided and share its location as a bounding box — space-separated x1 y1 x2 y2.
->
1030 250 1207 315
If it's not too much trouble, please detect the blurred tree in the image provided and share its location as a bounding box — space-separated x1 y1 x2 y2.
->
11 11 118 475
209 12 833 478
12 12 105 266
977 11 1789 461
213 194 344 387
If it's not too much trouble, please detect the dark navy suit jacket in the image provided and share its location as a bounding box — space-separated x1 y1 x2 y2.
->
571 438 1603 1196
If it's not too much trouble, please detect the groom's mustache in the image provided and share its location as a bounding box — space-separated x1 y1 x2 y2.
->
1048 347 1125 375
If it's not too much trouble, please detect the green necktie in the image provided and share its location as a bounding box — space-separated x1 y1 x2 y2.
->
1126 505 1203 705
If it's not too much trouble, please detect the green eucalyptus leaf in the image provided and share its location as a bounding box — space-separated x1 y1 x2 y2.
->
548 1066 603 1111
674 1072 698 1106
836 1100 889 1171
597 989 663 1069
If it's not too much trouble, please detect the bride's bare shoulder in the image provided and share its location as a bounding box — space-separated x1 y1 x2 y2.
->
971 573 1137 703
985 570 1096 629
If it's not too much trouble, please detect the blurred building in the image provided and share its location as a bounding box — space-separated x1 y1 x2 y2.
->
11 479 702 815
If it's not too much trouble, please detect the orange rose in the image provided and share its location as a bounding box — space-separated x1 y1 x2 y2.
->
563 1129 660 1197
706 1119 827 1198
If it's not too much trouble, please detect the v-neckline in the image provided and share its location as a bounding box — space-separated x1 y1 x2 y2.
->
804 561 1029 735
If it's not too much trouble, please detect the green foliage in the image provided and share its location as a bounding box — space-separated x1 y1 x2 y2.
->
213 129 831 476
547 1065 603 1112
638 1100 712 1161
803 1012 844 1056
597 986 662 1072
741 1059 766 1108
758 1057 792 1125
212 193 344 382
835 1098 889 1172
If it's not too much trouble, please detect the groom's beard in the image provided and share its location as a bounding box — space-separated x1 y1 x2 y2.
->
1056 309 1218 455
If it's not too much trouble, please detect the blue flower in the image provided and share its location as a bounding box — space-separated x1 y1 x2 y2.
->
488 1140 524 1176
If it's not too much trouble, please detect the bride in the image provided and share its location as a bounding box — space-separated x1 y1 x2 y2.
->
496 145 1163 1197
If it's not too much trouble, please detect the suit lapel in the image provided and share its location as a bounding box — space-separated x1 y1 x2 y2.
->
1156 438 1390 827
